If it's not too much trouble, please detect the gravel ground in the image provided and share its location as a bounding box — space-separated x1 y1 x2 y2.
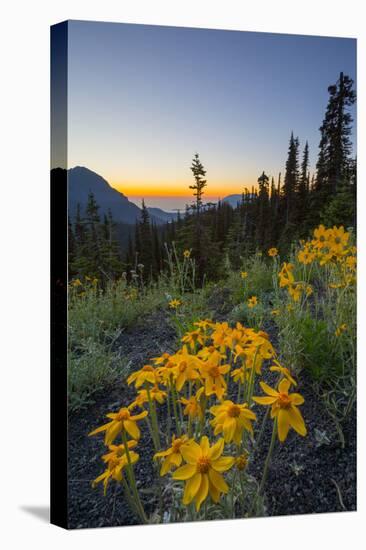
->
68 310 356 529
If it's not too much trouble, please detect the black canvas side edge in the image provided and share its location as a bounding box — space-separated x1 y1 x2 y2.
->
50 21 68 529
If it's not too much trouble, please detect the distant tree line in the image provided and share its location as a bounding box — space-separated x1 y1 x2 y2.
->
69 72 356 284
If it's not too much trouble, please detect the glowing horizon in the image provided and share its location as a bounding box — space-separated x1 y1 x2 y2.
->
109 178 259 198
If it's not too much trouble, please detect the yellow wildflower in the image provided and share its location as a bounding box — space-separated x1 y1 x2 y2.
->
181 328 206 350
129 385 167 409
313 224 331 248
335 323 347 337
287 284 302 302
127 365 160 388
89 407 148 444
269 360 297 386
170 346 201 391
279 262 295 288
231 366 249 384
173 436 235 511
345 255 356 271
329 282 343 289
248 296 258 308
180 387 205 420
169 299 182 309
253 379 306 442
183 249 191 258
271 309 280 316
101 440 138 463
298 248 315 265
268 247 278 257
329 226 350 253
154 435 192 476
210 400 256 444
241 271 248 279
200 355 230 399
236 452 249 471
305 284 313 296
92 444 139 495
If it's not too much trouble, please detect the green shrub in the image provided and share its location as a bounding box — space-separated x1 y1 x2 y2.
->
68 339 130 412
69 278 165 349
279 313 343 382
225 255 273 305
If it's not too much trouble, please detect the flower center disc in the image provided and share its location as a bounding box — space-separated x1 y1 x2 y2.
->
228 404 241 417
179 361 187 372
209 366 220 378
142 365 154 372
197 456 210 474
278 393 291 409
172 440 182 453
116 409 130 421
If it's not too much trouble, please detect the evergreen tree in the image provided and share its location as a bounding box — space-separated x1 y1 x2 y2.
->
316 72 356 195
189 153 207 214
282 132 300 226
295 141 310 233
135 200 154 279
255 171 270 249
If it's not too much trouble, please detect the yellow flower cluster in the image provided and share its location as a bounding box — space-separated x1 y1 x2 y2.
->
89 318 306 516
70 275 98 288
298 225 356 287
278 262 312 303
277 225 355 304
247 295 258 308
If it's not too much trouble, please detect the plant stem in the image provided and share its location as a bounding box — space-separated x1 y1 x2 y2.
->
248 418 277 517
121 430 148 523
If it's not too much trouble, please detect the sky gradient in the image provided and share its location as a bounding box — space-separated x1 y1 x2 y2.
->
67 21 356 210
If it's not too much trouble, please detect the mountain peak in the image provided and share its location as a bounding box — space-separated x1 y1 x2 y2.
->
67 166 176 225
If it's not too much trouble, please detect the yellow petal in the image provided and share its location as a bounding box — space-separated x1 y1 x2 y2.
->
154 448 171 459
290 393 305 406
209 482 220 503
208 438 224 461
160 458 172 476
105 421 123 445
129 451 139 464
173 463 196 480
277 410 290 442
209 468 228 493
259 381 279 397
92 470 108 487
220 364 231 375
211 456 235 472
130 410 148 421
200 436 210 455
287 406 307 436
278 378 291 394
195 473 209 511
180 441 202 464
183 473 202 504
88 421 113 437
124 420 140 440
169 453 182 467
223 417 236 442
253 396 277 406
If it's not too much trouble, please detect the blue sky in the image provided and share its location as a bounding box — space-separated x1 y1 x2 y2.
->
67 21 356 210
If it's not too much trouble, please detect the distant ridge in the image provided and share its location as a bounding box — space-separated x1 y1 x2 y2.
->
67 166 176 225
